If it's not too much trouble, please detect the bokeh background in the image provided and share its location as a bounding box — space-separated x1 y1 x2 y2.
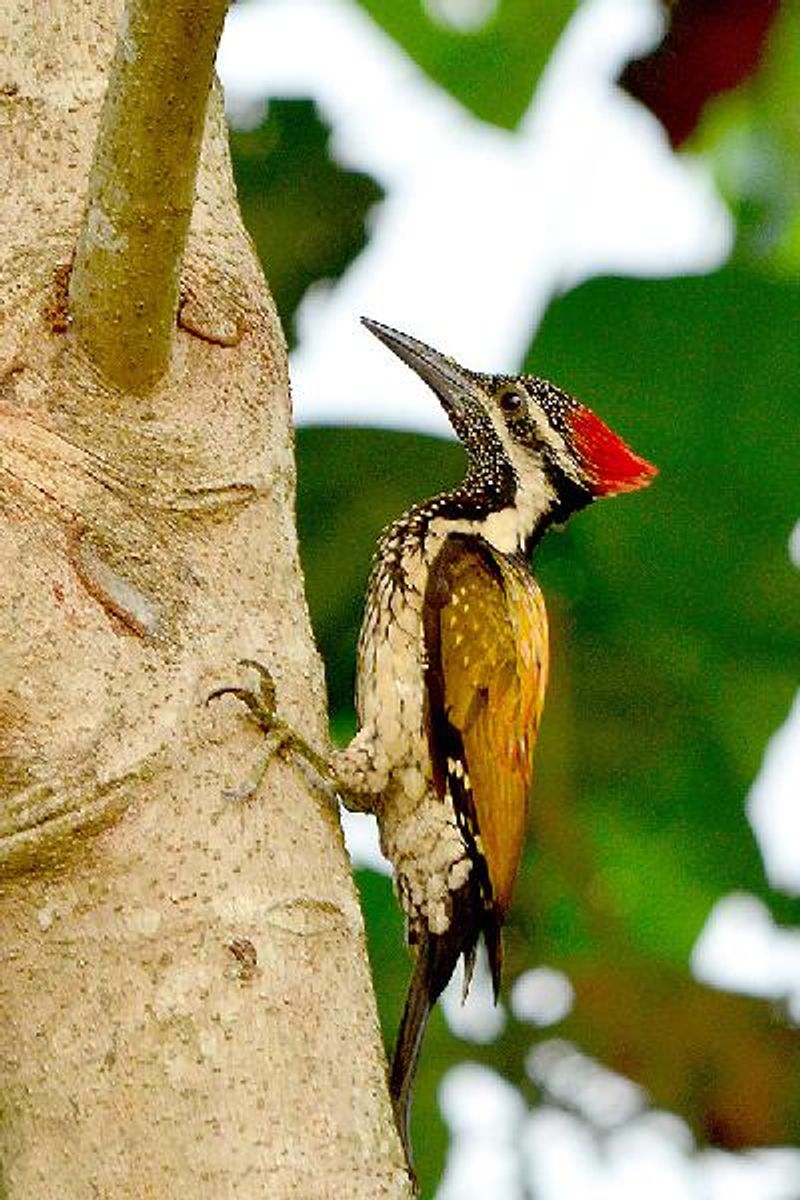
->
218 2 800 1196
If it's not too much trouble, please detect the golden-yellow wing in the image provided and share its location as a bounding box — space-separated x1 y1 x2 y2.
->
423 534 549 922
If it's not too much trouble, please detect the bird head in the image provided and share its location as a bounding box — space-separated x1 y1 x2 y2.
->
363 317 656 545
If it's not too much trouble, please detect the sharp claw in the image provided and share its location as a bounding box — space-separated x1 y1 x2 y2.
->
207 684 249 707
206 662 281 734
238 659 276 694
238 658 274 680
237 659 278 715
207 662 340 808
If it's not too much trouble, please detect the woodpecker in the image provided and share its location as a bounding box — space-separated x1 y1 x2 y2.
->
211 318 656 1165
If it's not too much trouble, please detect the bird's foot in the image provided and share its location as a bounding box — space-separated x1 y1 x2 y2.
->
208 658 282 733
208 659 335 801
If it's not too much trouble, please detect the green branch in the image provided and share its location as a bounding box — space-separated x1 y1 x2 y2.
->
69 0 230 393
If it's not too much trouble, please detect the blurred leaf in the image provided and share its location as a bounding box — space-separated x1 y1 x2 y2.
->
230 100 383 348
563 963 800 1149
514 264 800 1143
691 4 800 274
620 0 780 147
524 266 800 941
353 0 576 130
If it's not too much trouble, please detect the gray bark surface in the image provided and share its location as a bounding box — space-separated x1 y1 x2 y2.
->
0 2 411 1195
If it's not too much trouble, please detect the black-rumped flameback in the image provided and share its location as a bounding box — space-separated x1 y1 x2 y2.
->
337 319 656 1161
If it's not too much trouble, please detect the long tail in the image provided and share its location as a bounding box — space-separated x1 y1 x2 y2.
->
391 883 500 1170
390 937 435 1169
390 914 484 1168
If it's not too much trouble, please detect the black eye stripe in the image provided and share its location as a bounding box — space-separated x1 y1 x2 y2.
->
491 374 579 437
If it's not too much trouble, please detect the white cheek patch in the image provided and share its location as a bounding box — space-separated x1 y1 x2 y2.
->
478 498 544 554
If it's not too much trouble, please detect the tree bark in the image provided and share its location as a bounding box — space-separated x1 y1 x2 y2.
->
0 2 410 1196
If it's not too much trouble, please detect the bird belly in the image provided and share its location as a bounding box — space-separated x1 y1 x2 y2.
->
380 777 472 939
351 560 473 940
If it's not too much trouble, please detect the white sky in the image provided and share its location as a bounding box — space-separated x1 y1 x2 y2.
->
218 1 800 1195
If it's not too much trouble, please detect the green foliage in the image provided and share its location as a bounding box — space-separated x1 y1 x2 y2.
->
353 0 576 129
230 99 383 348
526 268 800 953
696 4 800 271
520 264 800 1147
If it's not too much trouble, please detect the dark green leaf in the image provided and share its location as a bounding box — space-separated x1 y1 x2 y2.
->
230 100 383 348
693 5 800 272
524 266 800 957
353 0 576 129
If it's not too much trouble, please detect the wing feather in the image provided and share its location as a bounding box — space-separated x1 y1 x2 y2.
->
424 535 548 922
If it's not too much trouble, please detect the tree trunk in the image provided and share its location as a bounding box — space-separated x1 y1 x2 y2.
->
0 2 410 1195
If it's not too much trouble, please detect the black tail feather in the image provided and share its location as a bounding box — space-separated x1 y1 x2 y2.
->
484 916 503 1002
391 886 502 1171
390 940 434 1169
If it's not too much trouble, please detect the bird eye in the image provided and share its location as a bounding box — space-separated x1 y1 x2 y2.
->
499 388 523 414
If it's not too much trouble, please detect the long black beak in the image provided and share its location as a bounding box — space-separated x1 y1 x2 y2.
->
361 317 478 422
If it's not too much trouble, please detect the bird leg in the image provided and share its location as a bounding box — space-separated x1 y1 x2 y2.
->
208 660 375 811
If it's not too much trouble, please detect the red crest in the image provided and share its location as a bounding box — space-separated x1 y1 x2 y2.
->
568 406 658 496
